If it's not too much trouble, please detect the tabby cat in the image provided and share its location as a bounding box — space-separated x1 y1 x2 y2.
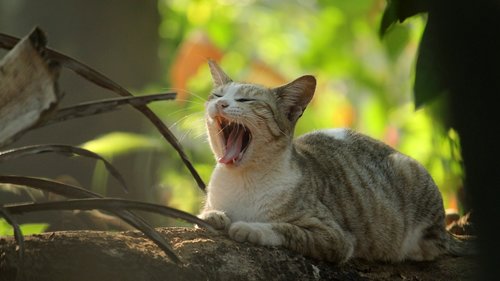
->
199 60 467 263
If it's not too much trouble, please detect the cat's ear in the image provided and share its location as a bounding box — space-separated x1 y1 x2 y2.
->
275 75 316 123
208 59 232 87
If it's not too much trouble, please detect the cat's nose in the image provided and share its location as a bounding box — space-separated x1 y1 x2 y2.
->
217 100 229 109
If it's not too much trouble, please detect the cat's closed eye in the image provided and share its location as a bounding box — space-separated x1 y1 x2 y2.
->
236 98 254 102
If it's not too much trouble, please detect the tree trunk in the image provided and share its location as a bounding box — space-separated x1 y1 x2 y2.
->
0 227 477 281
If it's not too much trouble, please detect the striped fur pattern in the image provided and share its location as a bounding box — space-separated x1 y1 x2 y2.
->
199 61 460 263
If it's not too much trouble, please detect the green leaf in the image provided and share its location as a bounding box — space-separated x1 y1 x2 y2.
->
414 23 446 108
380 0 399 37
383 24 410 61
81 132 162 158
4 198 216 264
0 175 103 199
0 144 129 192
380 0 430 37
1 30 206 191
41 93 176 127
19 223 49 235
0 176 190 263
0 207 24 262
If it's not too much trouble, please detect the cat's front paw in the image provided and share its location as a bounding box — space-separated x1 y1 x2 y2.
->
229 222 282 246
198 210 231 230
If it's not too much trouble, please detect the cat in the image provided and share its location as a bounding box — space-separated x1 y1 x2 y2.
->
198 60 470 264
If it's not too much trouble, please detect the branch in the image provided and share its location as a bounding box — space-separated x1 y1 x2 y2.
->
0 227 478 281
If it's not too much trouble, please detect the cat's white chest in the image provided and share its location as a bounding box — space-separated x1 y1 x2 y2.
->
206 165 298 222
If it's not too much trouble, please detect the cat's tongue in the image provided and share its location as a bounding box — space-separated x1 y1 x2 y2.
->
218 127 244 164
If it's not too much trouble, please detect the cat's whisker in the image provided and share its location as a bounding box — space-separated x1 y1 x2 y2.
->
215 122 228 138
159 107 197 119
254 114 288 138
243 116 259 129
178 128 194 143
192 131 209 140
235 121 242 135
160 87 208 104
245 120 260 133
168 112 203 131
172 116 206 142
276 126 289 138
173 98 205 106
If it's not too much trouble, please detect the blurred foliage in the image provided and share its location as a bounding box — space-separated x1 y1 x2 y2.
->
88 0 464 215
0 218 48 236
81 132 163 159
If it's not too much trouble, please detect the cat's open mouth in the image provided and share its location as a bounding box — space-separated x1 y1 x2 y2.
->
216 116 252 165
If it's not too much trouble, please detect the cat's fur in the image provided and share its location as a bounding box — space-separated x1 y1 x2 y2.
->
199 60 468 263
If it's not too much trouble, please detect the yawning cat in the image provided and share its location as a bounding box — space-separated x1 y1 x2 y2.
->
199 60 469 263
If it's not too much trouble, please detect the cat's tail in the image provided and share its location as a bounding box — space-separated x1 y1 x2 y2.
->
445 233 477 256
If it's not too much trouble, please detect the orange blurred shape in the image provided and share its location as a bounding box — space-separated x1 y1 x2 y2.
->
331 103 355 128
244 61 287 86
448 193 458 211
169 31 223 101
383 125 400 147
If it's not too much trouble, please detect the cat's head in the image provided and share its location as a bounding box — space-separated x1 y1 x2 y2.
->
205 60 316 167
